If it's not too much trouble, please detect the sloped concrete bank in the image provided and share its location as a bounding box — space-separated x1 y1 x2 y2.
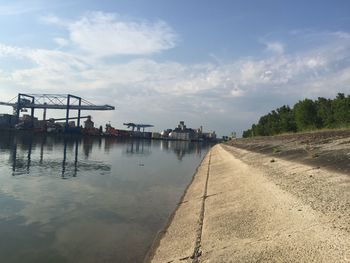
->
145 144 350 263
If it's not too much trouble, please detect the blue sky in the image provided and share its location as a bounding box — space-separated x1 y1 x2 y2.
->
0 0 350 136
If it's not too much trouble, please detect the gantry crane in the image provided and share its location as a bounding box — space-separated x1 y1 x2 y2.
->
0 93 115 130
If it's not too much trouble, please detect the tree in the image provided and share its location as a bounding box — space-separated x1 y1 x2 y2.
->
332 93 350 127
242 94 350 137
242 129 252 138
315 97 333 128
293 99 319 131
277 105 297 133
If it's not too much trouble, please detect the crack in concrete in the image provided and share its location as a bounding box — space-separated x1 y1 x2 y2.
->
191 151 211 263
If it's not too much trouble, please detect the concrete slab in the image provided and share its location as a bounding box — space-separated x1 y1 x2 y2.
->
147 144 350 263
146 152 210 263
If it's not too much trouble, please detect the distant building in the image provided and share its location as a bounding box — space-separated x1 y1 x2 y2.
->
202 131 216 141
177 121 186 131
161 129 172 138
160 121 217 142
0 114 16 127
105 123 117 136
20 114 38 125
152 132 161 139
15 114 40 129
169 121 197 141
68 121 76 128
84 116 94 129
169 131 191 141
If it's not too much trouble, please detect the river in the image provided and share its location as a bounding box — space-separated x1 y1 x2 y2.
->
0 132 210 263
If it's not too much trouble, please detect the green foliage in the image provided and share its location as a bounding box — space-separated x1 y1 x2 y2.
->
332 93 350 127
294 99 319 131
242 94 350 138
315 97 333 128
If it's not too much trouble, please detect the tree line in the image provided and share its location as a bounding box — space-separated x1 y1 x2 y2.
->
242 93 350 138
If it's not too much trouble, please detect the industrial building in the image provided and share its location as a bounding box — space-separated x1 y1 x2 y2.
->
84 116 94 129
169 121 194 140
164 121 217 141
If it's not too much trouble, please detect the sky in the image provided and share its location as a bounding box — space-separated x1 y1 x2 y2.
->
0 0 349 136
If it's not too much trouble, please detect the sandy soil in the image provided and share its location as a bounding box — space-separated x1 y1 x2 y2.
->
146 139 350 263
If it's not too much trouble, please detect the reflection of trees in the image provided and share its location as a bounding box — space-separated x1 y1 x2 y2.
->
0 132 110 178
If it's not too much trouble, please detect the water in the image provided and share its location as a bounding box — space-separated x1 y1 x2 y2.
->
0 132 210 263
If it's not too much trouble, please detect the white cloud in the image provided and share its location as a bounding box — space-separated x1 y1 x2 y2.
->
0 43 23 57
0 33 348 98
63 11 177 57
306 57 325 68
40 11 178 56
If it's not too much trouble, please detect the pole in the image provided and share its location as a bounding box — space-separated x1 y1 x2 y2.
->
65 95 71 130
30 97 35 128
16 93 21 124
43 103 47 121
77 97 81 127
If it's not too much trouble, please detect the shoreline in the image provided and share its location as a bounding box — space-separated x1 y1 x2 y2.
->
143 148 212 263
146 143 350 262
0 129 220 143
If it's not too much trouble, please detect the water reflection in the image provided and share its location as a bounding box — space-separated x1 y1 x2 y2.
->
61 139 79 178
158 140 204 160
125 139 151 155
0 131 210 263
10 136 33 175
3 133 209 178
2 132 111 178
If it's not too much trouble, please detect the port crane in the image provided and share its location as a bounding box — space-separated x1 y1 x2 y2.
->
0 93 115 129
123 123 154 133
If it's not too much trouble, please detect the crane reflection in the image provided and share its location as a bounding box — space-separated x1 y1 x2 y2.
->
3 132 110 178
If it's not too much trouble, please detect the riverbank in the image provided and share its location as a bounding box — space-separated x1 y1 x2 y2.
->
145 142 350 262
229 129 350 175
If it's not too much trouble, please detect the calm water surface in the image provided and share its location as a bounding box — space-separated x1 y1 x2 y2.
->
0 132 210 263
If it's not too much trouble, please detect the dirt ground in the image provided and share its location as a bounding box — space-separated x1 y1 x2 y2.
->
228 129 350 175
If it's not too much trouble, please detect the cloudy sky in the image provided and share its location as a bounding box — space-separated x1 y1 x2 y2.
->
0 0 349 136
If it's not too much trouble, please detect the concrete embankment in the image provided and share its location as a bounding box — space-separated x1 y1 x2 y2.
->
145 144 350 263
